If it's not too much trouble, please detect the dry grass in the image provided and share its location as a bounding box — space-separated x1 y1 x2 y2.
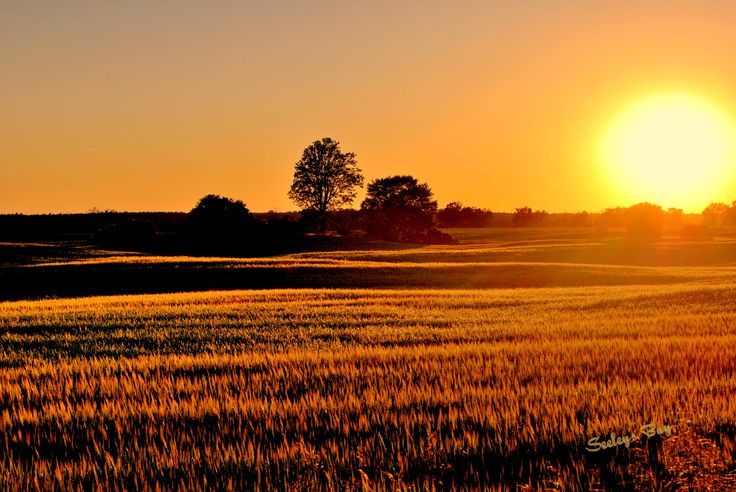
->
2 281 736 490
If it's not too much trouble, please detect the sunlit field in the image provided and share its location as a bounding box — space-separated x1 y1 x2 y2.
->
2 229 736 490
9 0 736 489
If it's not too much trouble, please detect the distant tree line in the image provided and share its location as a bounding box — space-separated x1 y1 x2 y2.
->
0 212 183 242
85 137 454 254
701 201 736 227
80 196 731 255
4 135 736 252
436 202 493 228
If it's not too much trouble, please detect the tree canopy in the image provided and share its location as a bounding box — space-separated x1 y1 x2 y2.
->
625 202 665 237
288 138 364 228
436 202 493 228
361 175 440 242
512 207 548 227
186 195 255 232
183 195 257 253
702 202 730 226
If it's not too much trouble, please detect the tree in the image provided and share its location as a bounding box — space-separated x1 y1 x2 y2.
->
666 207 683 227
187 194 254 231
702 202 730 227
437 201 464 227
183 195 257 252
726 201 736 226
361 175 440 242
512 207 548 227
512 207 532 227
288 137 364 231
625 202 665 237
570 211 589 227
598 207 627 228
437 202 493 227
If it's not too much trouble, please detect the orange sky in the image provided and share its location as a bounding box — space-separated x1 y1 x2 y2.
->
3 1 736 214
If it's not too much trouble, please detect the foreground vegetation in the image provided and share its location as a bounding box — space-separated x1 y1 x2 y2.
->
2 279 736 489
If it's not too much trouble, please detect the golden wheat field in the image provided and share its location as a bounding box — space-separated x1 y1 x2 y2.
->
2 230 736 490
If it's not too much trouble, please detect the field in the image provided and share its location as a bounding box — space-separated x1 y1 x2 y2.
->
2 228 736 490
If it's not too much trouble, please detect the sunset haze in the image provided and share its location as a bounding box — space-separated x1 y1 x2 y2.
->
3 0 736 213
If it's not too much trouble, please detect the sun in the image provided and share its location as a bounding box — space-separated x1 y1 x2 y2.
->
600 92 736 210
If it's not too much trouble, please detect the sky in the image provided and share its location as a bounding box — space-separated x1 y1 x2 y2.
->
3 0 736 214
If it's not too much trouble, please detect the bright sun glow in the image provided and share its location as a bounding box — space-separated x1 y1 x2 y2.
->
601 92 736 210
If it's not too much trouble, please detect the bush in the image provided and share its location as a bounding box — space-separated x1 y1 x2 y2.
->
182 195 258 253
425 228 457 244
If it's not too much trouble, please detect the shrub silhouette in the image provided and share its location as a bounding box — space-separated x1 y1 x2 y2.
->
183 195 258 253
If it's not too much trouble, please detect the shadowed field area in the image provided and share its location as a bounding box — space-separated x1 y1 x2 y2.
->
2 259 732 301
1 228 736 300
1 228 736 489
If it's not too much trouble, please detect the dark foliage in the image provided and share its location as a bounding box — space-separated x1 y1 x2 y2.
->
295 209 325 233
597 207 629 228
625 202 665 238
361 175 450 243
666 208 684 228
545 211 590 227
436 202 493 228
727 202 736 226
597 204 693 236
702 202 730 227
325 209 365 237
425 228 456 245
92 219 157 250
0 213 184 242
264 214 308 238
181 195 259 254
179 196 374 255
512 207 549 227
288 137 364 230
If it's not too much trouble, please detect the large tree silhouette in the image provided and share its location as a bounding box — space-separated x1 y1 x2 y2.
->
288 138 363 231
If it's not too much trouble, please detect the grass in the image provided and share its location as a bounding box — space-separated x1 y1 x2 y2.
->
4 250 736 302
1 228 736 489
